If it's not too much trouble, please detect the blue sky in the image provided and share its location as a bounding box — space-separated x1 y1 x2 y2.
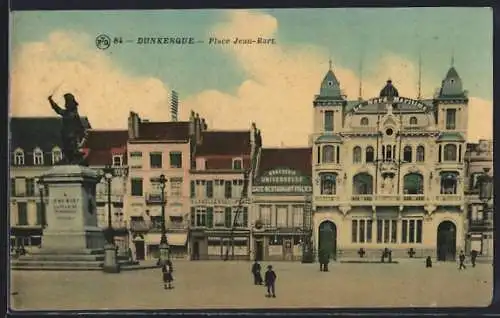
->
11 8 492 100
10 8 493 146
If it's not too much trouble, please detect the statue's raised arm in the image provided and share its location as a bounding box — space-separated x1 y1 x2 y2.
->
48 95 65 116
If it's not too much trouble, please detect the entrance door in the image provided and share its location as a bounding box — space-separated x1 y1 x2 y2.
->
193 241 200 260
318 221 337 260
283 239 293 261
255 240 264 261
134 241 145 261
437 221 456 261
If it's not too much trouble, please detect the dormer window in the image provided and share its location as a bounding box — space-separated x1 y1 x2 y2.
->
360 117 369 126
52 147 62 165
14 149 24 165
112 155 123 167
232 158 243 170
328 81 334 86
33 148 44 165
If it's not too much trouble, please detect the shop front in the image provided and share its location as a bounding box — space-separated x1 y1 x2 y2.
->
190 229 251 260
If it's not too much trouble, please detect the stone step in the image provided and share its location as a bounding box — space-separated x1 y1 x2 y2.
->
19 255 104 262
12 260 103 268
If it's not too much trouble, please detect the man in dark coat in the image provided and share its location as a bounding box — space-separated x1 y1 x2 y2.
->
471 250 478 268
251 260 263 285
458 250 466 270
425 256 432 268
318 248 329 272
264 265 277 298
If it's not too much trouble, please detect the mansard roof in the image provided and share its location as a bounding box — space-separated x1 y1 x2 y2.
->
256 147 312 178
196 131 252 156
83 130 129 166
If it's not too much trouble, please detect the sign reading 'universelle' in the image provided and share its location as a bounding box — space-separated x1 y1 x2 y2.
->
253 168 312 193
53 197 80 220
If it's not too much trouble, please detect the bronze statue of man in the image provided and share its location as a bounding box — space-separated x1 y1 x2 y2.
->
48 93 87 165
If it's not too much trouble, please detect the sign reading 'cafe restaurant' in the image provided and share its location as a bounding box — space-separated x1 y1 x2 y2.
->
252 168 312 194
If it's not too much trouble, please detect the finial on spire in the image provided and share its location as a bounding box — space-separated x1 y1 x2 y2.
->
358 56 363 101
328 58 332 70
451 47 455 66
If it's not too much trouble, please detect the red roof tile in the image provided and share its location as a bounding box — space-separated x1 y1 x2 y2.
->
82 130 128 166
196 131 251 156
257 147 312 177
205 158 251 170
136 121 190 141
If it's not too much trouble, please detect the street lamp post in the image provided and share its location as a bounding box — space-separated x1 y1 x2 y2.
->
302 195 314 263
159 174 169 265
37 179 47 230
102 165 120 273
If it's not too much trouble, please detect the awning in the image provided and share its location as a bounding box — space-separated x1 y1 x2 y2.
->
166 233 188 246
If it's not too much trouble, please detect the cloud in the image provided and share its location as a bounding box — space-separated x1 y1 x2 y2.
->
10 31 173 128
10 11 492 147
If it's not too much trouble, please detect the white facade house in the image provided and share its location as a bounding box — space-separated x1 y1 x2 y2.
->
310 63 469 261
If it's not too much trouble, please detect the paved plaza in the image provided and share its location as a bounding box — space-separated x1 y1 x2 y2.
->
10 260 492 310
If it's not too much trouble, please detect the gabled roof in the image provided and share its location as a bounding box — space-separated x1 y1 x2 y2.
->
196 131 251 156
257 147 312 178
83 130 129 166
135 121 190 141
436 132 465 142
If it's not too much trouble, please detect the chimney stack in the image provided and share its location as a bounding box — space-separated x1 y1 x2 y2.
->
201 118 208 131
195 113 202 144
189 111 196 136
128 111 141 139
170 90 179 122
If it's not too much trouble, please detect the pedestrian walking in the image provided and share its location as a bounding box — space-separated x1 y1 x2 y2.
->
264 265 277 298
425 256 432 268
458 250 466 270
471 250 478 268
162 261 174 289
318 248 329 272
251 260 263 285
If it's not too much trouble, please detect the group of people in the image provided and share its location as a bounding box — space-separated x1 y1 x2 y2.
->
251 261 277 298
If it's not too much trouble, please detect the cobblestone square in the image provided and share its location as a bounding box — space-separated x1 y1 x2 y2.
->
10 260 492 310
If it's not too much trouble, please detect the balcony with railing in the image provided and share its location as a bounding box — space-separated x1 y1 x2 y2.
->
469 218 493 231
96 191 124 202
145 192 164 205
97 219 128 230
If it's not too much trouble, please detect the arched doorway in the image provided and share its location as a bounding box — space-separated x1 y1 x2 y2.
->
318 221 337 261
437 221 456 261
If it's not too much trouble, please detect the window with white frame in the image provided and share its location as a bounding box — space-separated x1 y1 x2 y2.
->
170 178 182 197
52 147 62 164
376 219 397 243
231 179 243 198
195 207 207 226
112 155 123 166
351 219 373 243
33 148 44 165
259 205 272 226
401 219 423 243
214 180 225 198
232 158 243 170
292 206 303 228
213 206 225 227
195 180 205 198
276 206 288 228
14 149 24 165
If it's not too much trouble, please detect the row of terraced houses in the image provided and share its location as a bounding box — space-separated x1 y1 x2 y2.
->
9 62 493 262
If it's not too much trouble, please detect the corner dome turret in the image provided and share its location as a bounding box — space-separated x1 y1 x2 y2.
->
438 66 466 98
379 79 399 98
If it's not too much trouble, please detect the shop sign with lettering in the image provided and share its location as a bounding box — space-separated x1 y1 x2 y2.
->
252 167 312 194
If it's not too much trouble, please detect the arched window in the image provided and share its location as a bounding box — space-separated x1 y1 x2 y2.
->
33 148 44 165
14 149 24 165
440 171 458 194
403 173 424 194
416 145 425 162
52 147 62 165
409 116 418 125
353 173 373 195
365 146 374 163
403 146 412 162
353 146 362 163
322 145 335 163
360 117 369 126
320 173 337 195
444 144 457 161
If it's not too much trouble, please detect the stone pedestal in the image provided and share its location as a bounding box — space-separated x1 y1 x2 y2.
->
103 244 120 273
12 165 106 270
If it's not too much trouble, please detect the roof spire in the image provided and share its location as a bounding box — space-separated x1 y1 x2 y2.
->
328 57 332 70
451 47 455 67
358 55 363 101
417 50 422 100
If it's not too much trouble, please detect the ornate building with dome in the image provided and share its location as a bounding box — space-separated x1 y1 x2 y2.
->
310 62 469 261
